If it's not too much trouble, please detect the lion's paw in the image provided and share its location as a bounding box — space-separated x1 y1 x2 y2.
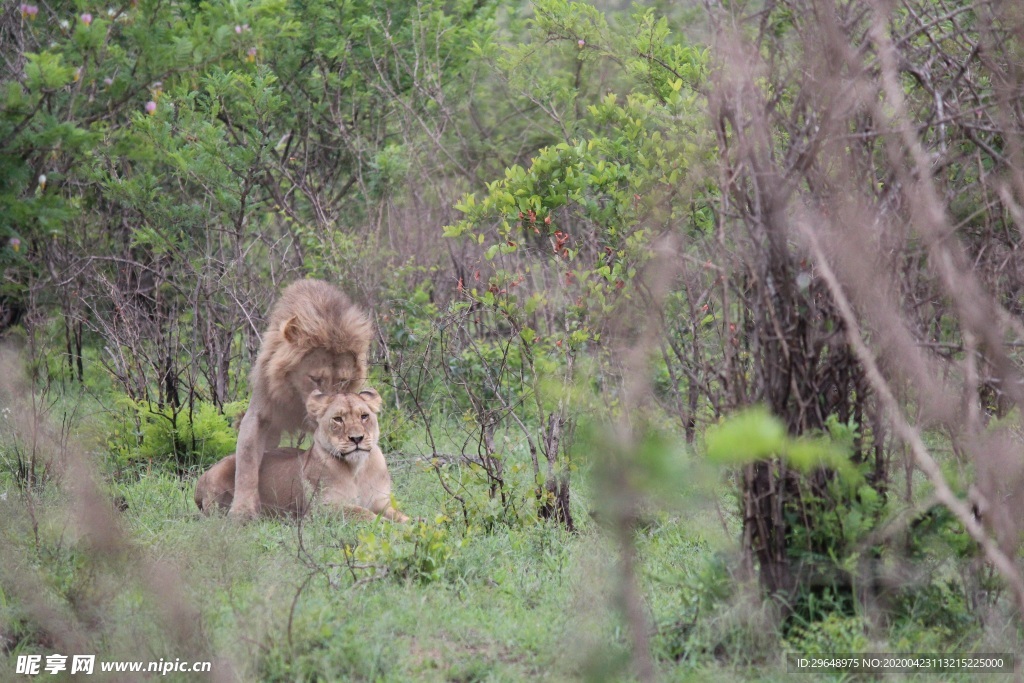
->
228 501 260 523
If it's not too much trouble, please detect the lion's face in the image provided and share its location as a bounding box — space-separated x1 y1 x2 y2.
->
289 348 362 398
306 389 383 464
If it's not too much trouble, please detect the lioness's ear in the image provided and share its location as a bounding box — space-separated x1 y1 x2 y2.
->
358 388 383 414
305 390 332 420
281 316 304 344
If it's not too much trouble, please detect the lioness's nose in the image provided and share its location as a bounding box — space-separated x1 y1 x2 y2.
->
349 435 364 445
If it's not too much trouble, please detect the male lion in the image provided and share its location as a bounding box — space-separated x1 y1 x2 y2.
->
196 388 409 522
230 279 373 520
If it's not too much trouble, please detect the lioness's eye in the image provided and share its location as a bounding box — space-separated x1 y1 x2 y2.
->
332 416 343 424
361 414 369 421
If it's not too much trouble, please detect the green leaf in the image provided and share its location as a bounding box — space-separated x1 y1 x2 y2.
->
23 52 75 90
705 407 786 464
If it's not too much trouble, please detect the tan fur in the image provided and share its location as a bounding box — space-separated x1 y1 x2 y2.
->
197 389 408 522
230 279 373 520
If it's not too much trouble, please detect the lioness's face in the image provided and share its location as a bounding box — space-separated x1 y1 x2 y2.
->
290 348 361 397
306 390 382 462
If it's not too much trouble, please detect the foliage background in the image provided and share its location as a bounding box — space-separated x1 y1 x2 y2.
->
2 0 1024 679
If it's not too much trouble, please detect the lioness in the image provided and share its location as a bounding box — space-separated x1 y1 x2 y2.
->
231 279 373 521
196 388 408 522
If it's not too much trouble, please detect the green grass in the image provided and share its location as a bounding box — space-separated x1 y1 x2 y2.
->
1 424 1021 682
0 454 697 681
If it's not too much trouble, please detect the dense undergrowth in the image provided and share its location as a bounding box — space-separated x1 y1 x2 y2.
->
1 379 1020 681
4 0 1024 678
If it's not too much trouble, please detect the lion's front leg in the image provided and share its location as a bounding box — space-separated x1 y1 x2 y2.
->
336 504 379 522
368 495 410 523
229 409 280 521
330 502 409 523
381 507 410 523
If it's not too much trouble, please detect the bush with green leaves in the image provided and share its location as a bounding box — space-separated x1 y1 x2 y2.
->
446 4 713 334
706 410 876 612
784 613 870 656
2 0 499 415
435 1 712 531
353 521 460 585
108 398 242 475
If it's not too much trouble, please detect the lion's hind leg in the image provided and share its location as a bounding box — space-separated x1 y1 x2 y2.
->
195 455 237 514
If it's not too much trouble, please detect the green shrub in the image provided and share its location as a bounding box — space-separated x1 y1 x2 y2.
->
784 613 870 656
354 521 461 584
110 399 241 476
